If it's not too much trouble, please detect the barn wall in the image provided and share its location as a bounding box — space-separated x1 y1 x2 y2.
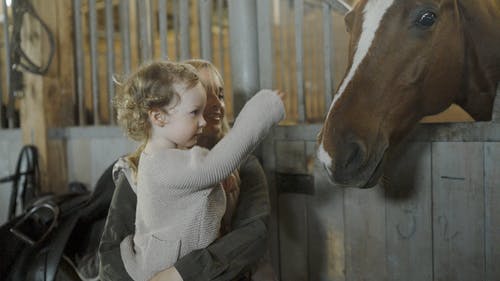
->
60 126 138 189
1 1 497 278
0 129 23 224
263 122 500 281
0 126 137 225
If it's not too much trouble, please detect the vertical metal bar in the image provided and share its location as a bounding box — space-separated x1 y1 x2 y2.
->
316 8 324 118
138 0 152 62
173 0 179 60
284 0 296 120
294 0 305 122
304 3 313 120
89 0 100 125
217 0 225 75
74 0 85 125
279 0 288 106
158 0 168 59
2 0 11 128
322 2 333 112
105 0 115 124
3 0 15 128
179 0 190 60
134 0 140 63
149 0 155 57
120 0 131 74
257 0 273 89
198 0 212 61
228 0 259 115
216 0 224 75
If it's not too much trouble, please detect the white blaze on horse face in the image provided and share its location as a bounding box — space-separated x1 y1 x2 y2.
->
318 143 333 169
318 0 395 167
329 0 395 113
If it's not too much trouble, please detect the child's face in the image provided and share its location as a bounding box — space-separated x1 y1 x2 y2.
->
163 82 207 148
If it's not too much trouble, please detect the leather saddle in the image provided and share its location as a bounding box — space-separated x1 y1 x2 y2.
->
0 146 116 281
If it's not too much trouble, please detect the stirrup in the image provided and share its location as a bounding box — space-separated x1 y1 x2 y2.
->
9 202 60 245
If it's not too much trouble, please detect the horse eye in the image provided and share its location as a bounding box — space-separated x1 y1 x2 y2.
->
417 11 437 27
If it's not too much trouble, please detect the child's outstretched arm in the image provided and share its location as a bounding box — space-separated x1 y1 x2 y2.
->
146 89 285 194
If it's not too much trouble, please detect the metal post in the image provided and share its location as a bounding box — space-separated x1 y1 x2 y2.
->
323 2 333 112
179 0 190 60
294 0 305 122
149 0 155 57
198 0 213 61
120 0 131 74
138 0 152 63
228 0 259 115
89 0 100 125
105 0 115 124
257 0 273 89
306 2 315 116
216 0 224 75
173 0 179 60
2 0 11 128
74 0 85 125
279 0 289 108
158 0 168 60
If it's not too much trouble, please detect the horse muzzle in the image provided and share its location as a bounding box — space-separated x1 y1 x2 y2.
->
318 139 388 189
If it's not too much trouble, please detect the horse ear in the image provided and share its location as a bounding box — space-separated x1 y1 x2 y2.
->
345 9 354 33
329 0 353 15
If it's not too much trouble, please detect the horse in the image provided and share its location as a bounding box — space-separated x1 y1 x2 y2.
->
317 0 500 188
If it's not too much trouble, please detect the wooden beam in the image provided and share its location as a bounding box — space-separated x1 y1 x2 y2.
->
20 0 75 194
129 0 139 68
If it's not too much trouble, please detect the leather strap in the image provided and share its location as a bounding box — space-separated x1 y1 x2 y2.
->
41 213 81 281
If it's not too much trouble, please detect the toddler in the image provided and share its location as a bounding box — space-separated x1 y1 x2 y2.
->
113 61 285 281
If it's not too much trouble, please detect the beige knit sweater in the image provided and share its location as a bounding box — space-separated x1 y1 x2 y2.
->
119 90 285 281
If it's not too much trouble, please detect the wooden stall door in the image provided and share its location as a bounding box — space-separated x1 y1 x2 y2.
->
263 124 500 281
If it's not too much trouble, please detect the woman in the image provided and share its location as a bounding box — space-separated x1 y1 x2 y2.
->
98 59 276 281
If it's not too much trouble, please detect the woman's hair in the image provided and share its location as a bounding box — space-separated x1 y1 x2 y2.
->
114 60 200 171
183 59 230 135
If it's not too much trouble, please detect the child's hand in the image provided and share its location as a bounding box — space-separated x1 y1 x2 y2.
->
150 267 183 281
275 90 286 101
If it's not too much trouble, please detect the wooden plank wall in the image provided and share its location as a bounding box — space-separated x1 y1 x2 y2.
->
20 0 75 193
433 142 485 281
263 124 500 281
485 143 500 280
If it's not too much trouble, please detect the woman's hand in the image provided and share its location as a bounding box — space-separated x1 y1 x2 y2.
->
221 170 241 235
149 267 183 281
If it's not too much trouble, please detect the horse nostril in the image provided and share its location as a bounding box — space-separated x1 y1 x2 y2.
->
343 141 365 170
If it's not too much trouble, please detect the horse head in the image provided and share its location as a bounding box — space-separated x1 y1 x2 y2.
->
318 0 500 188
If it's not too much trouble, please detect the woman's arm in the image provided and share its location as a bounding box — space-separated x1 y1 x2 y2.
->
98 171 136 281
173 155 271 281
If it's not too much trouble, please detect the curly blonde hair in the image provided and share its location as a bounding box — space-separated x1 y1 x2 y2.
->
114 61 199 142
114 61 199 171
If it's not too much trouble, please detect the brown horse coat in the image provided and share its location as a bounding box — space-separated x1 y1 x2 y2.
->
318 0 500 188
